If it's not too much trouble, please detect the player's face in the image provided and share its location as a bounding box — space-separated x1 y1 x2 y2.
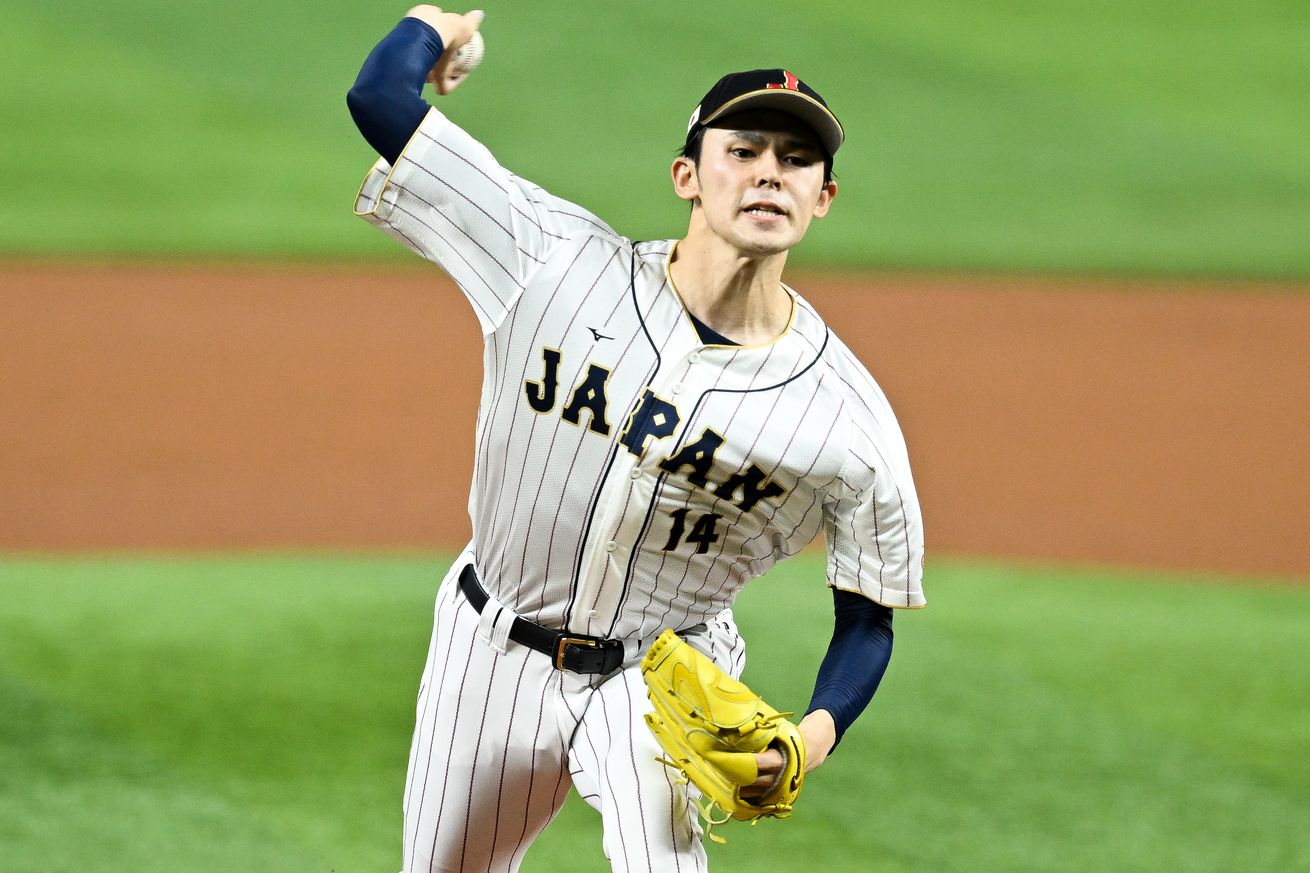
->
673 109 838 257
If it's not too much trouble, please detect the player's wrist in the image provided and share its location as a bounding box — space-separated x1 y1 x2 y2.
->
404 5 446 31
798 709 837 770
405 6 479 57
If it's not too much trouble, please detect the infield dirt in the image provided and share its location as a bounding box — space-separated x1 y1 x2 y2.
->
2 263 1306 578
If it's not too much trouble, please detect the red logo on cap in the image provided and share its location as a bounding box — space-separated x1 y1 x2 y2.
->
766 71 801 92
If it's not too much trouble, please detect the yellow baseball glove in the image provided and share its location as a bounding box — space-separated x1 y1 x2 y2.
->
640 629 806 842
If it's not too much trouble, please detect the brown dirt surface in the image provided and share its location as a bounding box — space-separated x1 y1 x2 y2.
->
2 262 1307 578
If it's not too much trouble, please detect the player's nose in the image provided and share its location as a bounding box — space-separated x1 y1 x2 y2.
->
754 151 783 188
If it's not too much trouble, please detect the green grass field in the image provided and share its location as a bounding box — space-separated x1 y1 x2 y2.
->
2 1 1309 277
1 553 1305 872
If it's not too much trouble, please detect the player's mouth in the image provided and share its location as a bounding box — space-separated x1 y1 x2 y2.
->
741 201 788 221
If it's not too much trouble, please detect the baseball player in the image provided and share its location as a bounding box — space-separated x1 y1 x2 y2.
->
348 7 925 871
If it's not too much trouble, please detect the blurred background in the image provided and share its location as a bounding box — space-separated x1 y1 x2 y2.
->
1 1 1307 871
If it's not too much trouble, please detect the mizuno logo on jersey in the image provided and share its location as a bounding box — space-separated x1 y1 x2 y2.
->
524 348 789 513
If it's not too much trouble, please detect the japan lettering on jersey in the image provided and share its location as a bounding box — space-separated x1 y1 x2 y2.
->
355 109 926 639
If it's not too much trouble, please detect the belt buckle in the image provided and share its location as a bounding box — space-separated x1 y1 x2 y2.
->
554 636 601 671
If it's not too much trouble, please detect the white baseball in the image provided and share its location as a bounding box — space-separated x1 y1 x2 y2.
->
449 31 485 77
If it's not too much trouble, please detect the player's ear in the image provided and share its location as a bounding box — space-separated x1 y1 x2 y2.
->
812 180 837 218
671 156 700 203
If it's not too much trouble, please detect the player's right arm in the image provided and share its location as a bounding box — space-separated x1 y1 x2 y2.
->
347 8 614 334
346 16 446 165
346 6 482 163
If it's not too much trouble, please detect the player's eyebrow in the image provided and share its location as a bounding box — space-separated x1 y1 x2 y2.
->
727 129 822 153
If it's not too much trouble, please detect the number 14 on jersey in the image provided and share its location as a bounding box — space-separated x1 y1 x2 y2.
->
663 509 723 554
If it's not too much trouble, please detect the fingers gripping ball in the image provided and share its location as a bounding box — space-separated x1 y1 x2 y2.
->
448 30 484 77
640 629 806 843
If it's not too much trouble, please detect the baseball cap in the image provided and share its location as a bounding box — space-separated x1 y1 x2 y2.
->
684 69 844 157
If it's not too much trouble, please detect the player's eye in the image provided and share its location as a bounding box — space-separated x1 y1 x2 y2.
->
730 147 755 159
784 154 816 167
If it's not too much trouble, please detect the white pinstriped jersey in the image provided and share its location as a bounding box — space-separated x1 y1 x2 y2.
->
355 108 925 641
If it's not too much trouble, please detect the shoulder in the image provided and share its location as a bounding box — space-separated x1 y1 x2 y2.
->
796 298 899 419
542 236 678 284
788 293 886 407
526 228 651 278
507 171 622 244
791 294 915 476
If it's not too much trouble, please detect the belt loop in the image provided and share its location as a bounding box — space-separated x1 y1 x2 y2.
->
488 604 515 653
475 593 513 655
625 636 646 667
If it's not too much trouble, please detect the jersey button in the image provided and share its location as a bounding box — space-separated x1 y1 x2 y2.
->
605 541 617 552
672 383 683 395
629 468 642 479
688 352 701 364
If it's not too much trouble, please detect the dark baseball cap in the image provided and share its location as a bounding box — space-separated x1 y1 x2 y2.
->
684 69 844 156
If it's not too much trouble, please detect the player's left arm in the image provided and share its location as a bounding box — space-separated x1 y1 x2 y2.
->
750 395 926 790
749 589 893 787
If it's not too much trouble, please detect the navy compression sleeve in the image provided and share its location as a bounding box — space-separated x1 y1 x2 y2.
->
805 588 894 749
347 17 444 164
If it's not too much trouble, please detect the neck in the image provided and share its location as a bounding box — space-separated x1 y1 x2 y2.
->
668 222 792 346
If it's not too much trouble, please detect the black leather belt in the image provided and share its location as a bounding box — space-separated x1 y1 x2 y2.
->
458 564 626 675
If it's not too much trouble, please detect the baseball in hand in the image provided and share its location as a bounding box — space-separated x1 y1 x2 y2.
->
448 31 485 77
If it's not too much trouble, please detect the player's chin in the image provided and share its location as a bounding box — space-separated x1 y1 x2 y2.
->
733 221 801 255
733 231 799 257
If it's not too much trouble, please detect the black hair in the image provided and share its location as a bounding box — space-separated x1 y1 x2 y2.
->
679 127 835 184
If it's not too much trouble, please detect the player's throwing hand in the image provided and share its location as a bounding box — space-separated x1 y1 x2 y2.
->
405 5 484 94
